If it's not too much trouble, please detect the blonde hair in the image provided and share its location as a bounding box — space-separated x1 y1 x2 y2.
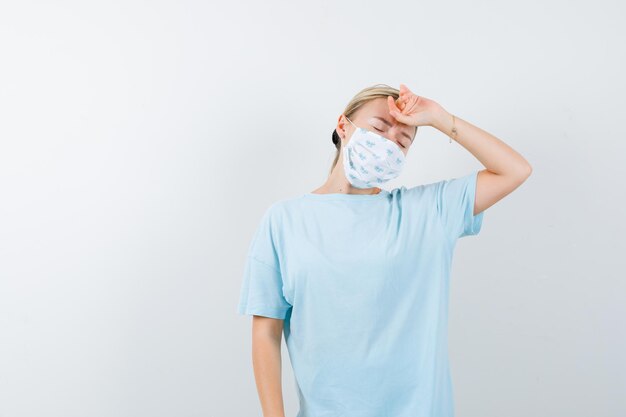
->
330 83 401 175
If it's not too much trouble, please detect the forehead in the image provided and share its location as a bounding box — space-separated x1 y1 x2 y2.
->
361 97 395 114
358 97 403 123
357 97 415 137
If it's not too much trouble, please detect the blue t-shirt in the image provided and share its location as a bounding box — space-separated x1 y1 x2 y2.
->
237 170 485 417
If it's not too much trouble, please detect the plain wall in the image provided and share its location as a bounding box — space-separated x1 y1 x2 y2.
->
0 1 624 416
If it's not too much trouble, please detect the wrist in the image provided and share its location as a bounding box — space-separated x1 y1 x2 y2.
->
431 109 453 133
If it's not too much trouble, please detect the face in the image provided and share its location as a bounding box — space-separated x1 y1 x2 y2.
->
338 97 417 156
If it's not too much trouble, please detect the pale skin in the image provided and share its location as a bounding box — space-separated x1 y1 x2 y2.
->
251 83 532 417
250 316 287 417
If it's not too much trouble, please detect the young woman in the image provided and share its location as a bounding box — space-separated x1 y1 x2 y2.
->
237 83 532 417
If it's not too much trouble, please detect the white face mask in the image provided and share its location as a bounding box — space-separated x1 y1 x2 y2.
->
342 117 406 189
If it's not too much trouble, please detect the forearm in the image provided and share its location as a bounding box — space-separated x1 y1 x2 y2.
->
432 109 532 178
252 333 286 417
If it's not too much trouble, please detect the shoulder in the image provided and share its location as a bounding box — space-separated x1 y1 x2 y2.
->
387 179 443 205
389 173 479 200
263 194 307 220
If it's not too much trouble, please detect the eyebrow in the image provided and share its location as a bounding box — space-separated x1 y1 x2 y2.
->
372 116 414 142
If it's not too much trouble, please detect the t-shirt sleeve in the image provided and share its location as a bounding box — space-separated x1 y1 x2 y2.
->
435 170 484 242
237 206 292 320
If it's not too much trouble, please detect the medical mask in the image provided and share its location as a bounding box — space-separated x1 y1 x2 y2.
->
342 117 406 189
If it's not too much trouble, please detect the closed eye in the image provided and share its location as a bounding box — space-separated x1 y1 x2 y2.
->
373 126 406 149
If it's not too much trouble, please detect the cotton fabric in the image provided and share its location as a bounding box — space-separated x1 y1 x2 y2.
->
237 170 484 417
342 117 406 189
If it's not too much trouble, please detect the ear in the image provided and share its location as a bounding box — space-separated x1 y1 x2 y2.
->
337 115 349 137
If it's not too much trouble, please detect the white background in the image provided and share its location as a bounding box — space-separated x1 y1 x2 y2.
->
1 1 624 416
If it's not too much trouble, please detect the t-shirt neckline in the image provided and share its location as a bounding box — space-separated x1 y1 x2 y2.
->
303 189 390 200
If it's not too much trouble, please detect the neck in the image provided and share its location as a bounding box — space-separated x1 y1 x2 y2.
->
311 163 381 195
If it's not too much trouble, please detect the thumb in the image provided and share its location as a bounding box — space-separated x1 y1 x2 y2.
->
390 110 412 125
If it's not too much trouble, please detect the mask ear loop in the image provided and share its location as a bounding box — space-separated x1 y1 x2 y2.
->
345 116 358 131
342 117 358 149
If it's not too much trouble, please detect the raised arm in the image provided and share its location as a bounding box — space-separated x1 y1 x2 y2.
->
387 83 533 216
433 113 532 216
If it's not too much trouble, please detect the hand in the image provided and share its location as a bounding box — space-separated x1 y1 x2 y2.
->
387 83 447 129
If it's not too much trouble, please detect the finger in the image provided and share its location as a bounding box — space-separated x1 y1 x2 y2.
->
401 85 417 103
389 109 412 125
395 96 406 111
387 95 402 113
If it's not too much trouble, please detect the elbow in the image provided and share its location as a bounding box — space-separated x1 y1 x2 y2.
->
508 163 532 185
517 162 533 179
